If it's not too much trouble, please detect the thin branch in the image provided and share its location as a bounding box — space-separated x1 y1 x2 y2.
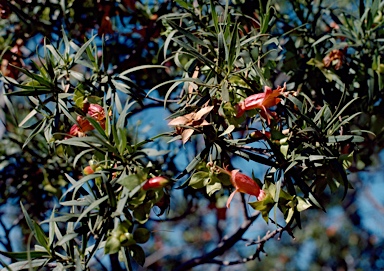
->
0 216 13 254
149 200 197 222
240 193 251 220
173 212 260 271
203 223 296 267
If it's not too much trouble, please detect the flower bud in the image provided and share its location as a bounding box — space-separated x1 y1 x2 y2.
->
83 166 95 175
227 169 265 208
142 176 169 191
250 130 271 139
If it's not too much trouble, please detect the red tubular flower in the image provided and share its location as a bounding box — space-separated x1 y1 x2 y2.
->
236 84 286 124
67 124 82 138
66 104 106 138
66 116 94 138
323 49 345 70
142 176 169 191
87 104 106 129
227 169 265 208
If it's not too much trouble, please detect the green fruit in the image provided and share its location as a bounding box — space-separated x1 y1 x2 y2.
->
133 228 150 244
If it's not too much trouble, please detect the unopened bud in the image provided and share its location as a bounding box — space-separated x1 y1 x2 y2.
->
83 166 95 175
142 176 169 191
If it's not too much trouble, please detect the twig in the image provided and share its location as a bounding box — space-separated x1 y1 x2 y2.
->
149 200 196 222
0 217 13 255
203 223 296 267
173 212 260 271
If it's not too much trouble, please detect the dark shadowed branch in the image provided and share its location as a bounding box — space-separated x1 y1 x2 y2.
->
173 212 261 271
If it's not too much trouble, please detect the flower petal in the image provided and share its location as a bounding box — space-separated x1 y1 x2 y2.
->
199 120 211 126
194 105 214 120
226 189 238 208
230 169 240 188
242 92 265 111
257 189 266 201
231 170 262 198
262 88 282 108
168 116 189 126
181 128 195 144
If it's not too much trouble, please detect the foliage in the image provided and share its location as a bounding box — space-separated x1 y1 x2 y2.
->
0 0 383 270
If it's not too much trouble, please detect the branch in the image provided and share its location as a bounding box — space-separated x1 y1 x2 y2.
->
203 222 296 267
0 216 13 254
149 199 197 222
173 212 261 271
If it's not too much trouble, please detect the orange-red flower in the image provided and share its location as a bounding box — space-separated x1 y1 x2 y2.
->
236 84 286 123
226 169 265 208
142 176 169 191
87 103 106 129
66 104 106 138
67 116 94 138
1 39 24 79
323 49 345 70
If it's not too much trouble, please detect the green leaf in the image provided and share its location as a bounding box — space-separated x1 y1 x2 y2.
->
296 197 312 212
32 221 49 250
325 97 359 131
311 34 331 47
104 236 121 255
133 228 150 244
327 135 364 143
249 193 275 223
86 116 107 139
117 175 142 191
163 29 178 59
147 77 202 100
228 23 240 67
57 136 101 148
210 0 219 33
56 233 79 247
280 144 289 159
0 250 50 261
20 203 35 235
329 112 362 135
75 195 108 226
61 173 98 200
331 160 349 200
129 244 145 266
1 259 48 271
120 65 166 77
176 145 210 182
167 20 210 49
117 128 127 155
189 171 209 189
206 182 222 196
73 149 94 168
73 35 97 63
141 148 170 157
18 109 38 128
23 118 47 148
233 149 277 167
132 203 151 224
219 125 235 137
